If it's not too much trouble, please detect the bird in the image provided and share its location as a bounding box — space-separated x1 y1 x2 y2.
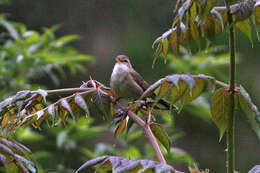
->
110 55 172 110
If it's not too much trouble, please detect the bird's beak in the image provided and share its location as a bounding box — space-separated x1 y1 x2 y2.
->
116 57 122 64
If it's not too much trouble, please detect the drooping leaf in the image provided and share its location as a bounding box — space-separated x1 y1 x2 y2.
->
181 77 205 108
114 118 127 139
170 30 179 55
210 88 231 141
74 94 89 115
0 17 19 40
162 38 169 61
60 99 74 119
203 14 216 41
239 85 260 139
0 137 36 173
235 19 253 44
76 156 175 173
150 123 171 152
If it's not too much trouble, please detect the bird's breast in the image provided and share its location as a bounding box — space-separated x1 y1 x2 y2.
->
110 63 142 100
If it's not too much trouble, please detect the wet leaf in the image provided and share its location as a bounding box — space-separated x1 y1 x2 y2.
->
239 85 260 139
150 123 171 152
210 88 231 141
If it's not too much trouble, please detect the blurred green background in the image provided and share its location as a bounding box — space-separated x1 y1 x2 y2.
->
1 0 260 173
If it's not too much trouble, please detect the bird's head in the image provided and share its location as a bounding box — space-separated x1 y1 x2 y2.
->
115 55 132 68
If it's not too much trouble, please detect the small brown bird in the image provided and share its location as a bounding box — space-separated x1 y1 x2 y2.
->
110 55 171 109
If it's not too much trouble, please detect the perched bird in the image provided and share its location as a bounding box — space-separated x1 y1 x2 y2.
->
110 55 172 109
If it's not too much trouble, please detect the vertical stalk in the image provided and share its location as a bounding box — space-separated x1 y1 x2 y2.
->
225 0 236 173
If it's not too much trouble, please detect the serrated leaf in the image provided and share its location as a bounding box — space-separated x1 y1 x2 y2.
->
210 88 231 141
114 119 127 139
239 85 260 139
60 99 74 119
235 19 253 44
150 123 171 152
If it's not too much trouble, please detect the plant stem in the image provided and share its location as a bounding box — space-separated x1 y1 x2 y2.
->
225 0 236 172
116 102 167 164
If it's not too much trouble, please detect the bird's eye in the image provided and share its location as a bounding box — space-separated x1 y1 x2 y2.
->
122 59 128 63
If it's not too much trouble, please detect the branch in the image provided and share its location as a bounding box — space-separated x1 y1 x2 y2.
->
225 0 236 172
115 101 167 165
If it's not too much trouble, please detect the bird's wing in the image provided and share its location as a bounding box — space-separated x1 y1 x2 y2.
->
130 70 149 91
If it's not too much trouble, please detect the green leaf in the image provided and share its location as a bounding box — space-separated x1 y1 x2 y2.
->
165 148 195 165
235 19 253 44
0 18 19 40
152 80 172 109
181 77 205 108
210 88 231 141
239 85 260 139
162 38 169 62
114 118 127 139
153 43 163 68
170 31 179 55
150 123 171 152
54 35 80 47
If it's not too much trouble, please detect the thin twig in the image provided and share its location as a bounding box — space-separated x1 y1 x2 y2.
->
32 88 92 95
